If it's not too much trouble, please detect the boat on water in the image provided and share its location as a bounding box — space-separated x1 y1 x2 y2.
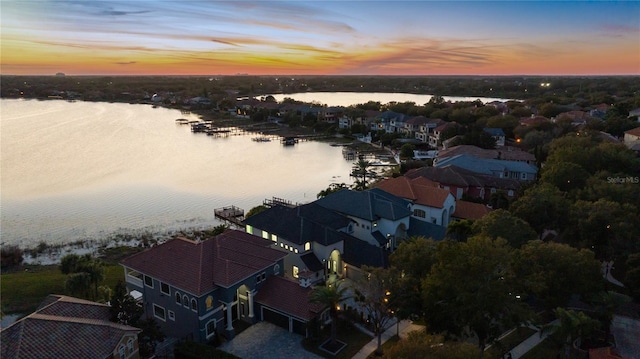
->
175 118 189 124
252 137 271 142
281 137 298 146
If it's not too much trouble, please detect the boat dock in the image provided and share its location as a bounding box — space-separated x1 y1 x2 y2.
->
214 206 245 227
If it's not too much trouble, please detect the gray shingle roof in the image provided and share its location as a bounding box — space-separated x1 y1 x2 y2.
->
243 202 352 246
315 189 411 221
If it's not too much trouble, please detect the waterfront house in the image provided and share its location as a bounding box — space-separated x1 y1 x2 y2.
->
244 202 351 284
373 176 456 226
119 229 327 341
429 122 458 148
315 188 412 250
1 295 141 359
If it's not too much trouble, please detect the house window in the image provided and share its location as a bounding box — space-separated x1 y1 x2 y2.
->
160 282 170 295
175 292 181 304
261 272 266 282
206 319 216 338
191 298 198 312
271 234 278 242
285 244 289 250
508 190 514 197
168 310 175 321
294 248 298 254
491 188 496 194
413 209 426 218
119 345 126 359
127 338 134 351
373 221 378 227
262 231 269 240
521 172 527 180
304 242 310 251
153 304 166 321
245 225 253 234
144 275 153 288
183 295 189 307
280 243 284 248
274 264 280 275
293 265 299 278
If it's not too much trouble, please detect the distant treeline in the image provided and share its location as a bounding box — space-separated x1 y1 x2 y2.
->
2 75 639 105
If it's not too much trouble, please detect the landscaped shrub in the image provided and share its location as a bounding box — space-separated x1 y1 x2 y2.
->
1 245 23 271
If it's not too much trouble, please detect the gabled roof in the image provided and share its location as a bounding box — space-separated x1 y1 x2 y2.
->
120 230 286 295
342 236 389 268
405 116 430 126
300 252 324 272
435 154 538 175
405 165 521 190
1 295 140 359
452 200 492 220
373 176 453 209
315 188 412 221
437 144 535 162
254 276 325 321
243 202 352 246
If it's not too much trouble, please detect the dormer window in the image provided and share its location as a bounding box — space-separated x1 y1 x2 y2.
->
373 221 378 227
304 242 311 251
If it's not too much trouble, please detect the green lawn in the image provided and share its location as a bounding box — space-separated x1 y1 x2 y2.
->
302 321 374 359
1 264 125 314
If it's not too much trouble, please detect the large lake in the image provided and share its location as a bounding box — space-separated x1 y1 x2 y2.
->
265 92 514 107
0 99 355 247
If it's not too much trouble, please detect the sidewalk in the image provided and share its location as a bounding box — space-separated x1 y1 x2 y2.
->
351 319 423 359
507 319 559 359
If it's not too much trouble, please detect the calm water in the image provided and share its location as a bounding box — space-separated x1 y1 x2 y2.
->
0 99 355 247
266 92 514 107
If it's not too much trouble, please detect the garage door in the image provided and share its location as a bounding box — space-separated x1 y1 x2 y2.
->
262 307 289 330
291 318 307 336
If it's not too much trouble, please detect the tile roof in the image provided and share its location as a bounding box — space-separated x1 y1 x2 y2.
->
625 126 640 137
315 188 411 221
405 165 521 190
1 295 140 359
120 230 287 295
435 155 538 176
243 202 352 246
373 176 453 209
437 145 535 162
452 200 492 220
254 276 325 321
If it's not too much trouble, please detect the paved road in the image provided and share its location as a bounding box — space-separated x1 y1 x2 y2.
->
219 322 323 359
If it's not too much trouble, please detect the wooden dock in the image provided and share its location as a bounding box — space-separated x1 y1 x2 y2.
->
214 206 245 227
263 197 300 208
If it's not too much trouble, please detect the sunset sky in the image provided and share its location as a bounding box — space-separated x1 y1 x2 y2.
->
2 1 639 76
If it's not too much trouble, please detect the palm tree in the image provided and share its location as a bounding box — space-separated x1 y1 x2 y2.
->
543 307 600 358
309 280 351 349
352 158 371 191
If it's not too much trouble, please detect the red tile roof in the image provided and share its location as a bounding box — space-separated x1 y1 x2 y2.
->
452 200 491 220
374 176 452 208
255 276 325 321
120 230 287 295
1 295 140 359
625 126 640 137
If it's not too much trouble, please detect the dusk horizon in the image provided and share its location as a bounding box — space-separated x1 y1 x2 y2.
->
2 1 640 76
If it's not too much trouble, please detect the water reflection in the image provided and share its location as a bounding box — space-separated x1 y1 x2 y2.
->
1 99 354 246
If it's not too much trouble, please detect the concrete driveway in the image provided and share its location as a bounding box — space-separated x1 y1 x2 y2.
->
219 322 323 359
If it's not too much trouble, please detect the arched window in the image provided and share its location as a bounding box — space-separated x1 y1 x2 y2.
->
191 298 198 311
183 295 189 307
175 292 181 304
119 345 126 359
